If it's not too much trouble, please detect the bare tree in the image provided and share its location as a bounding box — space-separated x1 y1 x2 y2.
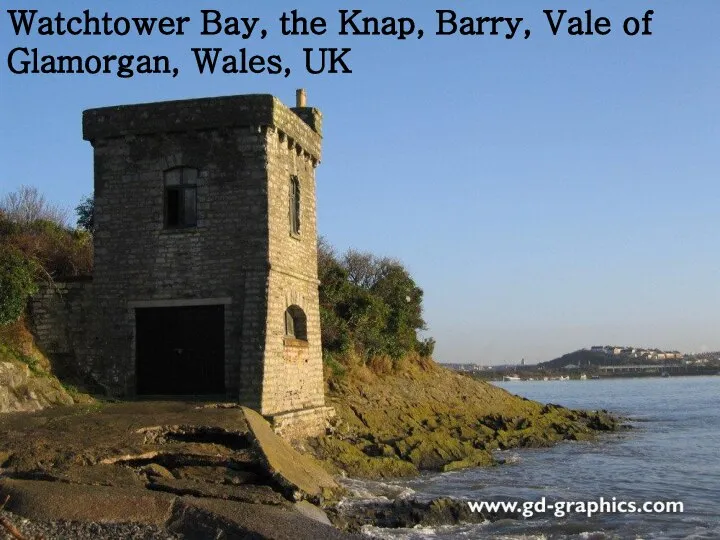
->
343 249 378 289
317 236 336 278
0 185 68 226
343 249 402 290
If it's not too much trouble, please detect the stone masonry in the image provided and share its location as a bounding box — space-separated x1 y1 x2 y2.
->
30 92 332 437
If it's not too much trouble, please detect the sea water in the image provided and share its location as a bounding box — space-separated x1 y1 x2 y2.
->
355 376 720 539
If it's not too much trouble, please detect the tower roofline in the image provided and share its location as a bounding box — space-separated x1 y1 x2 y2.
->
82 93 322 161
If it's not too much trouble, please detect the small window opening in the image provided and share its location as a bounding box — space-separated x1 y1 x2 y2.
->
289 176 300 236
284 305 307 340
165 167 198 228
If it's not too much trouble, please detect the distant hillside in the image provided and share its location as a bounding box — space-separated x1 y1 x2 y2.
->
537 350 627 370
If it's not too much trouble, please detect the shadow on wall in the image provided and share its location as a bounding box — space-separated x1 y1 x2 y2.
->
26 278 106 396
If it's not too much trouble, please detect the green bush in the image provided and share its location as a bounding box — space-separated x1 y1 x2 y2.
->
0 188 94 326
318 238 433 370
0 246 38 325
0 191 93 279
75 195 94 233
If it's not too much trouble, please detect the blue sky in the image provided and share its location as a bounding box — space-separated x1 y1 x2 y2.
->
1 1 718 364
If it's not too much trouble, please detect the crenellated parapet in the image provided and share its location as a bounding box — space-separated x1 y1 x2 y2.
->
83 94 322 163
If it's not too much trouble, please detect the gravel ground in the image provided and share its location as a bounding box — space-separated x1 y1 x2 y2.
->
0 510 184 540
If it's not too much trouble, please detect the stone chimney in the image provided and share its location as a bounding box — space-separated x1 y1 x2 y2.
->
291 88 322 136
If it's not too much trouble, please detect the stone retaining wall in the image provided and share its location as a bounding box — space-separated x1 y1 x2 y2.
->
27 279 98 386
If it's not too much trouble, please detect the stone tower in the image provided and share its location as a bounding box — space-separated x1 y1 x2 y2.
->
81 91 331 437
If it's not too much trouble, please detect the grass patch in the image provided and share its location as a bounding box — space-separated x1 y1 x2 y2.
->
0 342 46 376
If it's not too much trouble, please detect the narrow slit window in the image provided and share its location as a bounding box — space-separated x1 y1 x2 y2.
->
164 167 198 228
289 176 300 236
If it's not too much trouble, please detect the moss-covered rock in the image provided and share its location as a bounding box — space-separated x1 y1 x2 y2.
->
310 361 619 477
441 450 494 472
311 437 417 479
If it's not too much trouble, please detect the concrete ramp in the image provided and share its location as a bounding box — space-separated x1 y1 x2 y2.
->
241 406 338 501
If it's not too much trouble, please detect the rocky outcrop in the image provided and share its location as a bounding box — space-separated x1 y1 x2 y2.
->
0 318 91 413
0 360 74 413
328 496 517 532
311 362 619 478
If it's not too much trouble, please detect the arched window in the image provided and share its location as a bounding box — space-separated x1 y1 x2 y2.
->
284 305 307 340
289 176 300 236
164 167 197 228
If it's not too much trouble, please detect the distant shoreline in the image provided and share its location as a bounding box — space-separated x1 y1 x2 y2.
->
482 371 720 382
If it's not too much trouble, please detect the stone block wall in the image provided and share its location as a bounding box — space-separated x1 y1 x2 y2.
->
261 119 325 416
263 272 325 414
29 280 91 356
85 121 270 398
27 280 97 386
271 406 335 442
